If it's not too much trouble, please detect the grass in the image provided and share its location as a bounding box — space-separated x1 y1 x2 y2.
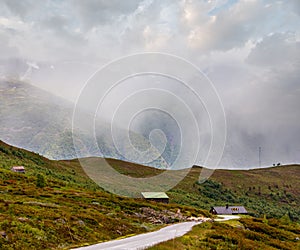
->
0 139 299 249
104 156 300 221
168 166 300 221
0 140 208 249
148 217 300 250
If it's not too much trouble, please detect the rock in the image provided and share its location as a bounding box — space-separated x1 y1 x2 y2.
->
77 220 85 227
55 218 66 224
18 217 30 222
162 216 170 224
139 207 212 225
134 212 142 218
24 201 59 208
0 231 7 238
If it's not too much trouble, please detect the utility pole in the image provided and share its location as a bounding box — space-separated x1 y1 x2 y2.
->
259 146 261 168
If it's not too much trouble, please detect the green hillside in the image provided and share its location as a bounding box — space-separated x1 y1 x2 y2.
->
0 140 207 249
169 165 300 221
106 158 300 221
1 140 299 249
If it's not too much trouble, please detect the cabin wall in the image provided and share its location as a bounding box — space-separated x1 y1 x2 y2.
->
146 198 169 204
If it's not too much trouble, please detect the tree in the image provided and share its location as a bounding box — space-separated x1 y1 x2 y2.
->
280 212 291 225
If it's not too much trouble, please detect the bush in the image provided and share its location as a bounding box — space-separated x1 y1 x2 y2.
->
36 174 46 188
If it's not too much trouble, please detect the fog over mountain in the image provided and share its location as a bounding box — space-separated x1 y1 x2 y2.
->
0 0 299 169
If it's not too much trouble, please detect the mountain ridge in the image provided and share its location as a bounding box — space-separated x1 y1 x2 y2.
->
0 80 170 169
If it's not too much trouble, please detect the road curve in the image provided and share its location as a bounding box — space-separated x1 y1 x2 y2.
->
72 221 201 250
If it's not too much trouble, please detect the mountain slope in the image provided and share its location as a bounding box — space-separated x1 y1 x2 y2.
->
0 140 299 249
103 160 300 221
0 80 169 169
169 165 300 221
0 79 75 159
65 155 300 221
0 140 208 249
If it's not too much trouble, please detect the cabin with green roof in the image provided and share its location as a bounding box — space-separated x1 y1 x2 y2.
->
141 192 169 204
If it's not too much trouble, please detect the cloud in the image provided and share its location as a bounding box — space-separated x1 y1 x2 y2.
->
247 32 300 68
185 0 293 51
290 0 300 16
0 0 299 60
0 30 19 59
0 0 299 167
0 0 35 18
206 31 300 167
70 0 141 30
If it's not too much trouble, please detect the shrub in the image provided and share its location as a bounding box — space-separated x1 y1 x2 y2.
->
36 174 46 188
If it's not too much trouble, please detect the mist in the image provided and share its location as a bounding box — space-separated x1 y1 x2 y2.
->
0 0 299 169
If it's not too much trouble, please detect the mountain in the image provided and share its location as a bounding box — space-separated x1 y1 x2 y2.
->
0 79 169 168
0 79 75 159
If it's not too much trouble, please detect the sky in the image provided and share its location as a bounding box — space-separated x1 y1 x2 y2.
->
0 0 299 168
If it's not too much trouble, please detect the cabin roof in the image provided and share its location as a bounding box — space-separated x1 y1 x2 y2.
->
212 206 248 214
11 166 25 170
141 192 169 199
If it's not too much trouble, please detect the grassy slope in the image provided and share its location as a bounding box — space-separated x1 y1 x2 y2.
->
107 160 300 221
1 139 299 249
0 141 207 250
148 217 300 250
169 166 300 221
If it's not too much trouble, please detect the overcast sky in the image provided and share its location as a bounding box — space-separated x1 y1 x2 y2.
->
0 0 299 168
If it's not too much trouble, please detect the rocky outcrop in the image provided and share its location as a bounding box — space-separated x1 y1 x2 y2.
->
135 207 212 224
